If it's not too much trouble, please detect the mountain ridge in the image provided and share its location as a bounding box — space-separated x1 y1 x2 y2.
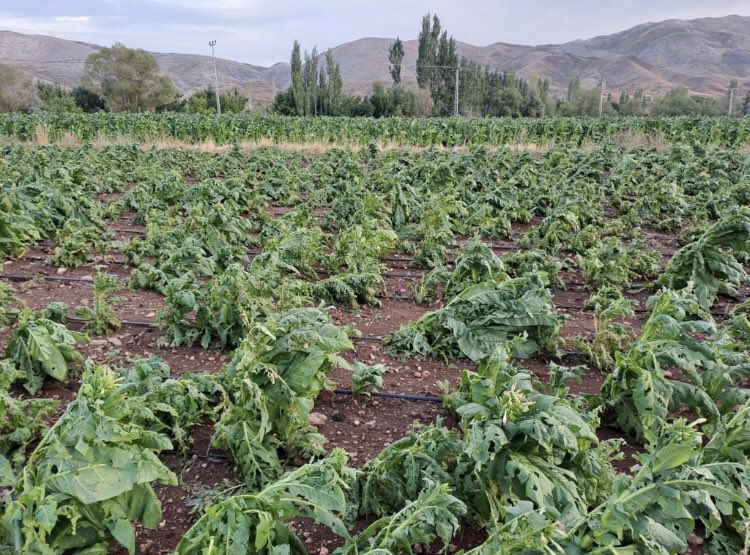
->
1 14 748 106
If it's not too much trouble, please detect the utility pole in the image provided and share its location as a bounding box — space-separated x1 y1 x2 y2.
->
416 64 460 116
454 67 460 116
728 86 739 117
209 40 221 115
598 79 605 118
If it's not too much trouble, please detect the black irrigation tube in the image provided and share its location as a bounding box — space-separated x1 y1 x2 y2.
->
111 228 145 235
61 314 389 342
3 265 656 292
67 315 157 328
1 273 96 284
198 452 229 460
333 387 442 403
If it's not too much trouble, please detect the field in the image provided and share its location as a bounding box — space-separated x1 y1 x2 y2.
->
2 114 750 555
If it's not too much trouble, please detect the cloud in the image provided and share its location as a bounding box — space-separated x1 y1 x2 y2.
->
142 0 311 21
0 0 749 66
0 14 95 36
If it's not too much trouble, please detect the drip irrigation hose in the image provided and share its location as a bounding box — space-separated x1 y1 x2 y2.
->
333 387 442 403
1 273 96 284
67 315 156 328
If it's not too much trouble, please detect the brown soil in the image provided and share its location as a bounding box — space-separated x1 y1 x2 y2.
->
0 208 715 555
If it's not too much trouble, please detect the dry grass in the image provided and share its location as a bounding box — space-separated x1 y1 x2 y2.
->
605 130 671 151
34 125 50 146
1 128 677 155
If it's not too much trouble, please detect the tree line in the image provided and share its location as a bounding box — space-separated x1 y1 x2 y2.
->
270 13 747 118
0 43 249 114
0 32 746 118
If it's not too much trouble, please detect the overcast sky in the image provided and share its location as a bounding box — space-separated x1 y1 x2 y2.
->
2 0 750 66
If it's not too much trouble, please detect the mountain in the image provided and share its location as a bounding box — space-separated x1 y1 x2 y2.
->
1 14 748 106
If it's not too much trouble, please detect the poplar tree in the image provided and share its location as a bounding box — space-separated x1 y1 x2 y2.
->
388 38 405 85
302 47 319 115
326 49 343 115
290 41 303 115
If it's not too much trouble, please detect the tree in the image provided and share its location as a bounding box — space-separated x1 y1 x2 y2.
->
618 89 648 116
369 83 420 117
283 42 343 116
271 88 297 115
73 86 106 113
389 38 405 85
83 43 176 112
416 14 457 115
37 83 80 113
431 31 458 115
185 88 248 114
325 49 343 115
416 14 441 90
0 64 39 112
567 76 581 103
652 86 721 116
290 40 303 116
302 47 319 115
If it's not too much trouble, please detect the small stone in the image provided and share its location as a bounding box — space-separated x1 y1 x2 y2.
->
422 370 431 378
449 544 458 553
413 545 423 554
689 534 704 546
365 420 376 428
353 419 361 426
107 337 122 346
56 267 67 274
146 312 155 318
90 339 108 347
319 548 330 555
413 371 422 378
308 412 327 426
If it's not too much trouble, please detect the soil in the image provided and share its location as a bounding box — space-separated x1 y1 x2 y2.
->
1 206 721 555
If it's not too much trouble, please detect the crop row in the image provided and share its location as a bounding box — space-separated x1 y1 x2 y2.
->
2 137 750 554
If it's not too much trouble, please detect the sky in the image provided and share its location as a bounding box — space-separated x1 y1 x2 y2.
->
1 0 750 67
